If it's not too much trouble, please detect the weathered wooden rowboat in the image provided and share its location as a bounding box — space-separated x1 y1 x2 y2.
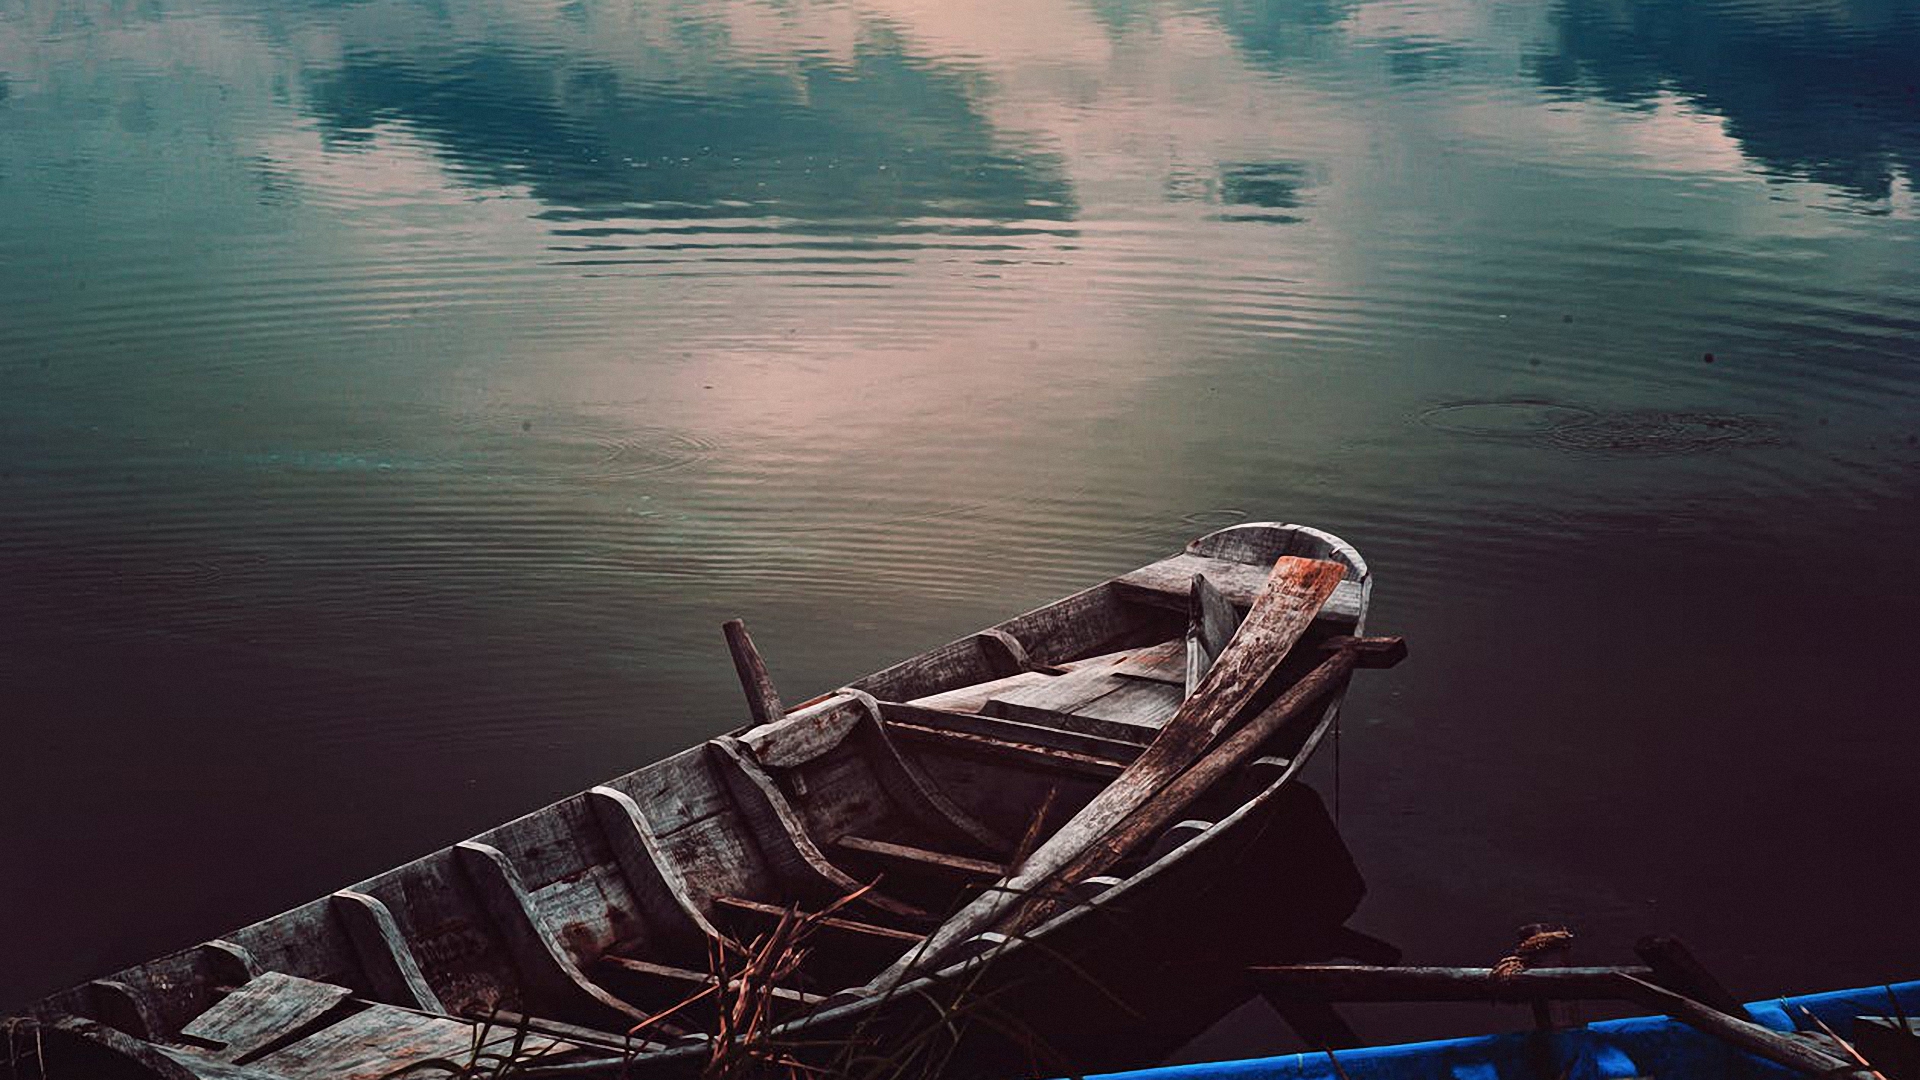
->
14 522 1400 1080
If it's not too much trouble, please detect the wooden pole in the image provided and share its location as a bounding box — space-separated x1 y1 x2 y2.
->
722 618 785 727
1612 974 1880 1079
1251 965 1655 1002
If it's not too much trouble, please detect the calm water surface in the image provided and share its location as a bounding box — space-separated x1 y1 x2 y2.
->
4 0 1919 1055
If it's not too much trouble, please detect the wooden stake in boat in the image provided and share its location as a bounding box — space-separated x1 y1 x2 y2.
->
1185 572 1239 697
723 618 785 726
860 555 1352 993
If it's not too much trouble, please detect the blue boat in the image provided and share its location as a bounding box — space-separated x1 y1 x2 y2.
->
1086 981 1920 1080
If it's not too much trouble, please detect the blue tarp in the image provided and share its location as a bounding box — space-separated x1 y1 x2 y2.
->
1085 981 1920 1080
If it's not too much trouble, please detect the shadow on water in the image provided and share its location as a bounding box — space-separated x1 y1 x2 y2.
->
1531 0 1920 200
922 783 1394 1077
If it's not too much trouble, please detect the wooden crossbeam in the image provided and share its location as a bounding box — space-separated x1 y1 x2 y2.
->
601 956 823 1005
712 897 923 945
836 836 1009 880
882 720 1127 779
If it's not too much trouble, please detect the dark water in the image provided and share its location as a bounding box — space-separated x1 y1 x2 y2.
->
4 0 1920 1059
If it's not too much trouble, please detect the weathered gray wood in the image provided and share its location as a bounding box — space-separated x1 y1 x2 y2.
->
585 785 732 951
1012 635 1403 936
984 668 1135 717
1115 553 1364 628
852 636 1005 704
474 1009 652 1054
197 941 262 987
179 972 352 1062
975 628 1067 676
1186 572 1240 696
863 556 1349 992
1065 678 1182 731
251 1002 571 1080
452 841 649 1027
1252 965 1657 1002
1100 639 1188 685
329 890 446 1013
1613 974 1873 1078
1139 819 1212 865
878 701 1144 763
601 956 824 1005
87 979 164 1041
712 897 923 945
707 737 929 922
883 720 1128 780
1188 522 1370 581
992 580 1173 667
836 836 1008 881
722 618 785 727
47 1017 277 1080
1243 755 1293 787
737 694 864 769
983 698 1158 745
905 669 1052 715
841 691 1011 855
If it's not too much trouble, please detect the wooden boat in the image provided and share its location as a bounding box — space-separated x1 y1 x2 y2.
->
1077 979 1920 1080
13 521 1398 1080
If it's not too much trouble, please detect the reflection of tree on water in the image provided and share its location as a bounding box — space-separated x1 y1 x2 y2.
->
303 35 1076 228
1205 0 1359 65
1531 0 1920 200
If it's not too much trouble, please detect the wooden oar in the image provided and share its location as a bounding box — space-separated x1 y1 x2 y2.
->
859 555 1349 994
994 634 1405 939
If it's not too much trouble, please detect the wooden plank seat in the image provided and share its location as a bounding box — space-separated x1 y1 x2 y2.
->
1090 639 1187 685
177 972 351 1062
247 1002 578 1080
1114 551 1364 627
880 700 1145 758
981 666 1177 729
176 979 594 1079
600 955 824 1005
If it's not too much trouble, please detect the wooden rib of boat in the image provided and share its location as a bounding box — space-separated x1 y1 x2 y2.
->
14 522 1396 1080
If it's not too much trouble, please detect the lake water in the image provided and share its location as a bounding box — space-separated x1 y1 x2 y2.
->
3 0 1918 1056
